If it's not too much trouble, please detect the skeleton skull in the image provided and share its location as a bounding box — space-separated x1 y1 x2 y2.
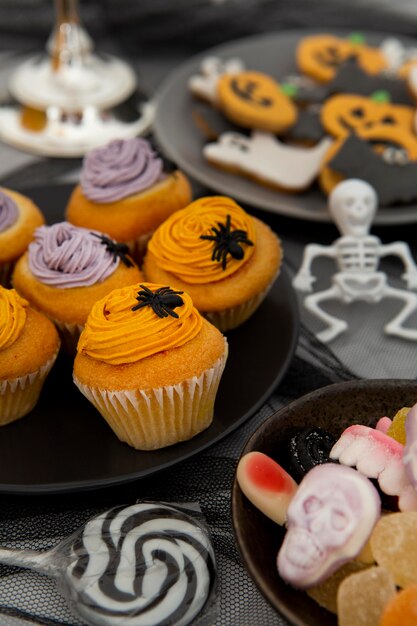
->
277 464 380 588
328 179 378 237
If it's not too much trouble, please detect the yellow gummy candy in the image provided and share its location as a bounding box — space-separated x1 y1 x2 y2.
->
386 406 410 445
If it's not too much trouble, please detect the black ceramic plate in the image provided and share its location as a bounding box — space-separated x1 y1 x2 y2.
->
0 184 298 494
232 379 417 626
154 28 417 225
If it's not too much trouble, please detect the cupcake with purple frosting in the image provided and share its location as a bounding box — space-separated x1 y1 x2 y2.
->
65 137 192 262
12 221 143 353
0 187 44 287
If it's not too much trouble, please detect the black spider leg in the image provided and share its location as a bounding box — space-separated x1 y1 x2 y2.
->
153 299 168 317
131 299 150 312
161 302 180 319
139 284 154 296
214 242 229 269
90 232 134 267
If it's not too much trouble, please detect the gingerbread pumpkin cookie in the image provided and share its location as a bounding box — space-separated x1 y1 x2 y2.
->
321 92 414 139
297 33 387 83
216 70 297 133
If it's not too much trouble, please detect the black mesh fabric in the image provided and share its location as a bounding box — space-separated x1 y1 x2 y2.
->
0 325 356 626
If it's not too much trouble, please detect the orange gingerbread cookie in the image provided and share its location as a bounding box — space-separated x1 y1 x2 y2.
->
321 92 414 139
216 70 297 133
297 33 388 83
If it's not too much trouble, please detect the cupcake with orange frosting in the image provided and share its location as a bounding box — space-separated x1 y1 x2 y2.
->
12 221 143 352
65 137 192 262
143 196 282 331
0 286 60 425
0 187 44 287
73 282 228 450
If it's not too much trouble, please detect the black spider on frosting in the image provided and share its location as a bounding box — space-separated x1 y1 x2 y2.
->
90 233 133 267
200 214 254 270
131 285 184 318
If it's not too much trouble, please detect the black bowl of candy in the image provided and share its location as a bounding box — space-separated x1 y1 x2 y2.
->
232 379 417 626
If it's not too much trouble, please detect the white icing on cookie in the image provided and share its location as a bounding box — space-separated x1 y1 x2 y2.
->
64 502 216 626
188 56 245 104
204 131 333 190
380 37 417 73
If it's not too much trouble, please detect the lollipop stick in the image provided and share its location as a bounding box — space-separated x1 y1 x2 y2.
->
0 547 60 577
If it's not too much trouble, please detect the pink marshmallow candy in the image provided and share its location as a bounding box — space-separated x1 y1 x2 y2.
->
277 463 380 589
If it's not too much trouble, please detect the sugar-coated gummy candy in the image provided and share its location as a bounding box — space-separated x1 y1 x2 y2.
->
370 511 417 588
404 403 417 492
287 427 336 482
380 584 417 626
337 566 396 626
330 423 417 511
277 464 380 589
306 560 368 614
386 406 410 444
355 510 390 565
236 451 298 525
375 416 392 434
355 535 375 565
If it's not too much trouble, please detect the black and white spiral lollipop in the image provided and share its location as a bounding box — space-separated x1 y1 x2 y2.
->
0 502 216 626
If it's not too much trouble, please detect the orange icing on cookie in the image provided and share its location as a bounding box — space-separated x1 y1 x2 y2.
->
147 196 256 284
321 94 414 139
217 71 297 133
77 282 203 365
297 34 387 83
0 286 28 351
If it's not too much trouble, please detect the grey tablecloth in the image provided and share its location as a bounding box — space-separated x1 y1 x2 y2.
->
1 7 417 625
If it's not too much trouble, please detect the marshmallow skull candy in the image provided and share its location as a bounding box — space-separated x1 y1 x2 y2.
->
328 178 378 238
277 464 380 589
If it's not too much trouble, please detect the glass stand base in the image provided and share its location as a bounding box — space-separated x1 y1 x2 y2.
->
0 100 154 158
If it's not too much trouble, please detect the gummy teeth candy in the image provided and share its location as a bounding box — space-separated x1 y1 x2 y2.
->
330 424 417 512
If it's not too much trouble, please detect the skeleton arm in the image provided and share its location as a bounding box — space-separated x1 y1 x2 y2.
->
378 242 417 290
293 243 337 292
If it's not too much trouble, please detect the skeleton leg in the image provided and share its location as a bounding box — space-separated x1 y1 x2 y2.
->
303 286 348 343
383 285 417 341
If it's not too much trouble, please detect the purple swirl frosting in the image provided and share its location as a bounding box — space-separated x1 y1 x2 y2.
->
80 137 165 203
28 222 121 288
0 190 18 233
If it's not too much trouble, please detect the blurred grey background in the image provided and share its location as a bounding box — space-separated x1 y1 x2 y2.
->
0 0 416 53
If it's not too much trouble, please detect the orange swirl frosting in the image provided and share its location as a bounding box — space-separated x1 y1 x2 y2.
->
77 283 203 365
0 286 28 352
147 196 256 284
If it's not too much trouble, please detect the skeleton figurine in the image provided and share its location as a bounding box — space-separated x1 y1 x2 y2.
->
293 179 417 342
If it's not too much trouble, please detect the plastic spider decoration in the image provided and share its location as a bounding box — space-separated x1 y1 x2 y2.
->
91 233 133 267
200 214 254 270
131 285 184 318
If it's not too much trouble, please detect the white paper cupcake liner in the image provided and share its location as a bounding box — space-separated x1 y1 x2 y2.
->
74 340 228 450
204 273 278 332
0 347 59 425
0 259 15 288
